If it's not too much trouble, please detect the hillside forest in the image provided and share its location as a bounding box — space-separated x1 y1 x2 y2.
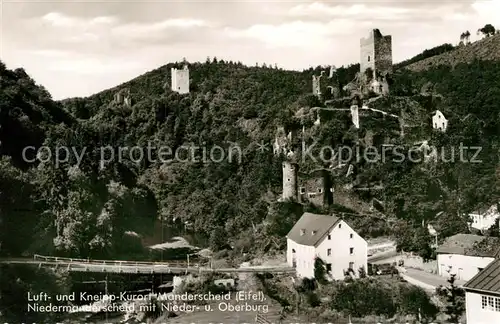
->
1 39 500 266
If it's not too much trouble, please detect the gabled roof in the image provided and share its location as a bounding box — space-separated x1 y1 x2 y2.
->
436 234 500 257
286 212 340 246
464 258 500 295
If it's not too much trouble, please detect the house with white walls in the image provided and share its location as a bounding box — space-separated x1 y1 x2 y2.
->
436 234 500 281
286 212 368 280
432 110 448 132
469 203 500 232
464 258 500 324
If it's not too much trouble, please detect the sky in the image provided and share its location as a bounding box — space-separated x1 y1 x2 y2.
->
1 0 500 100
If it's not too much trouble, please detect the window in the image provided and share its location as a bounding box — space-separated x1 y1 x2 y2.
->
368 56 371 62
434 123 437 128
327 234 331 240
178 87 181 90
318 188 323 193
287 178 290 182
300 229 305 236
350 247 354 255
327 249 331 256
481 295 500 312
300 187 306 194
339 224 342 228
312 230 317 235
350 233 353 239
292 249 296 253
326 263 332 272
442 122 445 129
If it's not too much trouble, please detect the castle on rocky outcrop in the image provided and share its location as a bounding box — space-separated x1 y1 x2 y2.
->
171 65 190 94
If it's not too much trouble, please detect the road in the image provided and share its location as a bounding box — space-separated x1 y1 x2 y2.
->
402 268 466 289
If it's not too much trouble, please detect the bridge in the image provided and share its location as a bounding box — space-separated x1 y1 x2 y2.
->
0 255 296 275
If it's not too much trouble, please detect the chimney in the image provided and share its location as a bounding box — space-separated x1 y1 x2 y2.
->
312 230 317 236
300 229 305 236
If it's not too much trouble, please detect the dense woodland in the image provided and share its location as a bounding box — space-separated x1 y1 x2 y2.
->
1 45 500 263
1 35 500 321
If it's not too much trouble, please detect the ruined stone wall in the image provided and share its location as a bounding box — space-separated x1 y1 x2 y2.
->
374 34 393 76
360 35 376 74
282 161 298 201
298 170 333 207
360 29 392 76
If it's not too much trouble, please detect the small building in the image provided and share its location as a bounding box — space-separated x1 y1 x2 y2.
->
432 110 447 132
469 203 500 232
464 258 500 324
286 212 368 280
436 234 500 281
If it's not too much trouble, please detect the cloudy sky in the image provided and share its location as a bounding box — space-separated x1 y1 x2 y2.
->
1 0 499 100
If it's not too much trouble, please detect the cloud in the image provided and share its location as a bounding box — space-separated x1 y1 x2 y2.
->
110 18 208 39
289 3 412 20
42 12 118 28
224 20 372 48
470 0 500 26
288 2 469 23
47 57 145 75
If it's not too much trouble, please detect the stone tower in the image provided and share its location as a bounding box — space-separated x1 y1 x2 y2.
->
360 29 392 77
282 161 298 201
171 65 190 94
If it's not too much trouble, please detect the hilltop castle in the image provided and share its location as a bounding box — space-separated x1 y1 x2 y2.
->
171 65 190 94
279 28 393 207
360 29 393 78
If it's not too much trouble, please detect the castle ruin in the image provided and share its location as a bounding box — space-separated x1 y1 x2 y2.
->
360 29 392 78
282 161 299 201
281 161 334 208
171 65 190 94
114 88 132 107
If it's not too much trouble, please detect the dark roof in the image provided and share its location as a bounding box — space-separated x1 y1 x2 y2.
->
436 234 485 255
464 258 500 295
286 212 340 246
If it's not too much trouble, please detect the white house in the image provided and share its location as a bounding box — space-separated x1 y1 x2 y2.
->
432 110 448 132
464 258 500 324
469 203 500 232
286 212 368 280
436 234 500 281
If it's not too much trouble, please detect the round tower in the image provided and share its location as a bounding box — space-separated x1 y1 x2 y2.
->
282 161 298 201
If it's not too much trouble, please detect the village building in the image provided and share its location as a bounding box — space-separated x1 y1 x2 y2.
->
286 212 368 280
464 258 500 324
469 203 500 232
432 110 448 132
436 234 500 281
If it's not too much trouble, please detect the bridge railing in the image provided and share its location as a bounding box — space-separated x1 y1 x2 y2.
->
33 254 206 267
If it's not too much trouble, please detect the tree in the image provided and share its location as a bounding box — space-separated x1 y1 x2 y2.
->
436 274 465 323
486 218 500 237
398 285 439 322
478 24 496 37
314 257 327 284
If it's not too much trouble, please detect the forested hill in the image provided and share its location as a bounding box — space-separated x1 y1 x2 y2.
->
1 44 500 263
402 32 500 72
